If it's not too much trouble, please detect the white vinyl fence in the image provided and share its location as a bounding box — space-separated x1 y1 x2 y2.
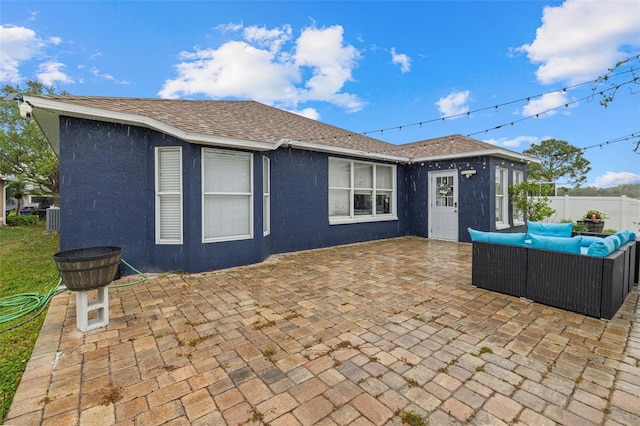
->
545 196 640 232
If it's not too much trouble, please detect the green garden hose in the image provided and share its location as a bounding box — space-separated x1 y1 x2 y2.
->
0 259 147 333
0 276 63 333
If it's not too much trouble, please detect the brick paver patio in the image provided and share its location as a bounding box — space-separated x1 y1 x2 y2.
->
5 237 640 425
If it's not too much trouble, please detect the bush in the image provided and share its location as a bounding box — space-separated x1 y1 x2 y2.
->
6 215 39 227
509 182 555 222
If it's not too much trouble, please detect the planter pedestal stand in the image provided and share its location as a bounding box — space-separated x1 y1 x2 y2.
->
76 286 109 332
53 246 121 332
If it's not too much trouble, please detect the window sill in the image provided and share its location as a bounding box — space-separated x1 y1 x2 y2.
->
156 240 183 245
513 221 525 227
330 215 398 225
495 223 511 230
203 234 253 243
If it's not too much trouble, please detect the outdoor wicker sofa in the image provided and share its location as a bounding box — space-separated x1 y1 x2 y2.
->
471 235 637 320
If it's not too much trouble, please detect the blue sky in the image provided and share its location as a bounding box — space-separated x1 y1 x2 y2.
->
1 0 639 188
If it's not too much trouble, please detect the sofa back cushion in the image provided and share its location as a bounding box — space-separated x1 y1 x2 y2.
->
527 221 573 238
587 237 617 257
607 235 621 250
529 234 582 254
468 229 527 246
614 230 630 245
580 235 604 247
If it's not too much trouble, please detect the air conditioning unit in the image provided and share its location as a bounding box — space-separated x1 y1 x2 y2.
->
46 206 60 232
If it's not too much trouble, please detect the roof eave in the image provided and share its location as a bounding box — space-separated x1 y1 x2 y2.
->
23 95 279 154
283 139 410 163
411 148 540 164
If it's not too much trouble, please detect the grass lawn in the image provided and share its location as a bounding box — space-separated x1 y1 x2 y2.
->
0 222 60 423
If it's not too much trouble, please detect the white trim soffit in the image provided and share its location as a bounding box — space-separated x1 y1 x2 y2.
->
411 149 540 164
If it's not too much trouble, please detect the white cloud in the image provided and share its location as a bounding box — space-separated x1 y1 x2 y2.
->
159 24 365 113
435 90 471 117
484 135 540 148
592 171 640 188
518 0 640 84
36 61 73 85
390 47 411 73
244 24 292 52
215 22 243 33
90 67 129 85
49 36 62 45
0 25 44 82
288 107 320 120
158 41 300 103
521 91 572 118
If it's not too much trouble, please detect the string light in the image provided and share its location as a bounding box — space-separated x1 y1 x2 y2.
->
279 55 639 153
579 132 640 152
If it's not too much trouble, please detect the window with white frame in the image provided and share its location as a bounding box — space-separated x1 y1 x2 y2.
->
155 146 183 244
328 158 396 223
263 156 270 236
512 170 524 224
202 148 253 242
495 166 509 228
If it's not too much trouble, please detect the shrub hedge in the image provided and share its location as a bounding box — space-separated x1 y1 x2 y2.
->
6 215 39 227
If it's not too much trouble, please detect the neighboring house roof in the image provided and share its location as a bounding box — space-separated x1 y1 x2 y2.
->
23 95 537 164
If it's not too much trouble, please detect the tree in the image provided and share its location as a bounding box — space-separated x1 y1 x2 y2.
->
5 177 29 213
0 80 62 195
593 54 639 108
523 139 591 188
509 181 555 222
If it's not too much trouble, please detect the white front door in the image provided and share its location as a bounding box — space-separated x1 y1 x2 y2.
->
429 170 459 241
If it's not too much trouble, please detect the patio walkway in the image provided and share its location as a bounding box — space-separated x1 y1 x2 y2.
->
5 237 640 425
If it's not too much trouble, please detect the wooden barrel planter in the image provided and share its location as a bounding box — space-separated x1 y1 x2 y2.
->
53 246 122 291
580 220 605 233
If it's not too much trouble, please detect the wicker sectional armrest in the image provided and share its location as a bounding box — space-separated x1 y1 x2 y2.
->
471 242 528 297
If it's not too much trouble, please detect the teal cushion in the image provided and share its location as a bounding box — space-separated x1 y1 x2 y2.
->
614 230 630 245
630 231 637 241
579 235 604 247
587 238 617 257
526 221 573 238
468 229 527 246
529 234 582 254
606 235 621 250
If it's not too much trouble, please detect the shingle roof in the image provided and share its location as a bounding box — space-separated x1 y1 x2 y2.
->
384 134 500 158
26 95 532 163
28 95 395 154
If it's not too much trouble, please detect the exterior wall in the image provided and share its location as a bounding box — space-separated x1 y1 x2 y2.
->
404 157 528 243
58 118 412 274
268 148 410 255
59 118 153 270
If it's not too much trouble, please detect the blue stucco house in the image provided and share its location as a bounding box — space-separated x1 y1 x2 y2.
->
23 95 535 273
